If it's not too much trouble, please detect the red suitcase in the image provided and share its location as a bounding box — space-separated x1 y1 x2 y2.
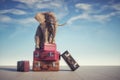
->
33 50 60 61
33 50 40 61
39 51 60 61
33 61 59 71
17 60 30 72
43 43 56 51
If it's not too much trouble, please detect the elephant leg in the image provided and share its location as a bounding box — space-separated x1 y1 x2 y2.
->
51 27 56 43
44 28 49 43
48 32 53 44
35 36 40 49
48 32 50 43
51 34 55 43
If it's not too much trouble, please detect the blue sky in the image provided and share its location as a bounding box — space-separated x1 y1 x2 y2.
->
0 0 120 66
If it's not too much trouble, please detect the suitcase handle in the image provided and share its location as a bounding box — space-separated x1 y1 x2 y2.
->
59 55 61 60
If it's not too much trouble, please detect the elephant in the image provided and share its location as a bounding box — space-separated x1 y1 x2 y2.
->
34 12 58 49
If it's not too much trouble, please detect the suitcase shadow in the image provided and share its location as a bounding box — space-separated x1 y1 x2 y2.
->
59 69 71 71
0 67 17 72
0 67 72 72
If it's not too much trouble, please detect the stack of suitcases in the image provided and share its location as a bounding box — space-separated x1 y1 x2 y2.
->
32 43 60 71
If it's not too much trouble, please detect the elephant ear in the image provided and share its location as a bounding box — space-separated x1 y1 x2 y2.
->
34 13 45 23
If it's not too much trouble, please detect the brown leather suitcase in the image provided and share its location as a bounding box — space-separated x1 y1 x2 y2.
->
33 61 59 71
17 61 30 72
40 61 59 71
61 51 80 71
32 61 41 71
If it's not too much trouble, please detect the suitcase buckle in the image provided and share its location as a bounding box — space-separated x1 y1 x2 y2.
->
52 62 56 67
65 53 70 57
49 52 54 57
73 63 78 68
35 52 39 58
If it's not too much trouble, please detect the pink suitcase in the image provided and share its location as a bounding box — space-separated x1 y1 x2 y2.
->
43 43 56 51
33 50 60 61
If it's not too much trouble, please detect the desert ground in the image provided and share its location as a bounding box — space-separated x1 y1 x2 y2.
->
0 66 120 80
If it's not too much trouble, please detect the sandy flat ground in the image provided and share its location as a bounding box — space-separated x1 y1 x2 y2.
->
0 66 120 80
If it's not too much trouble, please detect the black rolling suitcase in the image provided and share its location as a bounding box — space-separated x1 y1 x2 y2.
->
61 50 80 71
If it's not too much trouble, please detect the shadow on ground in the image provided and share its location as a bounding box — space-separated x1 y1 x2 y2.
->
0 67 17 72
59 69 71 71
0 67 71 72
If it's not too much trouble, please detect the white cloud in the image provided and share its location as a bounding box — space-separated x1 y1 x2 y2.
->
13 0 39 6
67 12 117 24
0 9 27 15
75 3 92 11
92 14 111 22
18 17 36 24
112 3 120 11
50 2 61 7
35 0 62 8
35 3 51 9
68 2 120 24
0 15 12 23
15 4 28 9
67 13 90 24
13 0 62 9
0 14 36 26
